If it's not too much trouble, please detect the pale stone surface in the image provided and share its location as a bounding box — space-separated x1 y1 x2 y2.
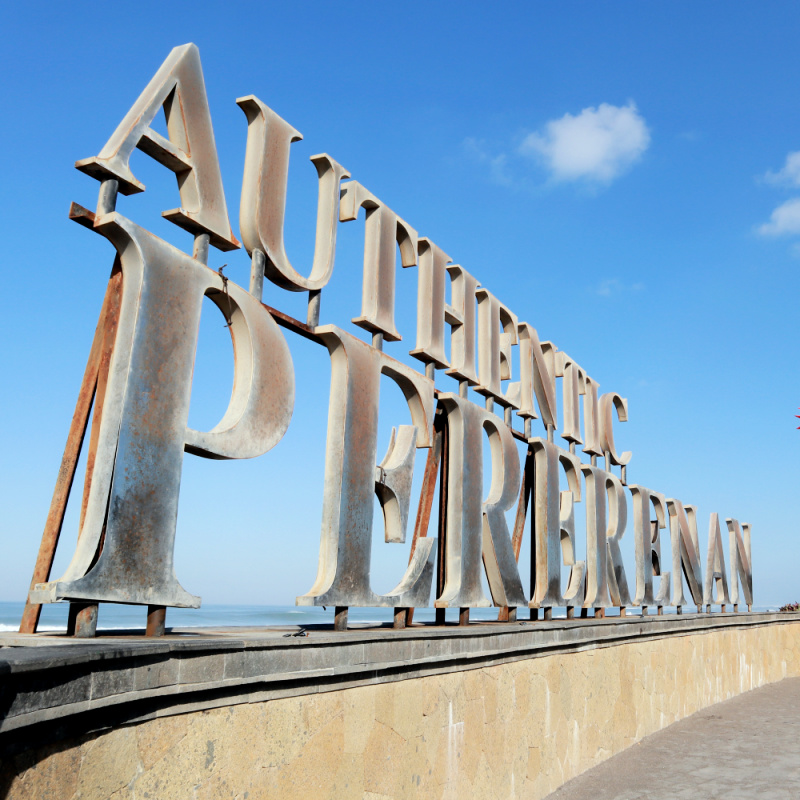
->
0 740 82 800
546 676 800 800
4 622 800 800
74 727 139 799
136 714 187 770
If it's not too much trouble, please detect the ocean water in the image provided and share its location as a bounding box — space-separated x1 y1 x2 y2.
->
0 600 779 635
0 601 523 634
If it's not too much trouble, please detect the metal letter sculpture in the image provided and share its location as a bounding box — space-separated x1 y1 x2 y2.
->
20 44 754 637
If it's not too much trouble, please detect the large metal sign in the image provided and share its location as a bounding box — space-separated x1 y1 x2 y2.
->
21 44 753 637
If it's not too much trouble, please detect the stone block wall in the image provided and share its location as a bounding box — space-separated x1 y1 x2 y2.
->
2 620 799 799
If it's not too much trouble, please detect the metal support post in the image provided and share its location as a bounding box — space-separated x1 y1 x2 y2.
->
334 606 349 631
68 603 99 638
146 606 167 637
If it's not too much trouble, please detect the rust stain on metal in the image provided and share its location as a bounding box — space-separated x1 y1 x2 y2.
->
405 411 444 626
146 605 167 637
19 268 121 634
23 43 756 635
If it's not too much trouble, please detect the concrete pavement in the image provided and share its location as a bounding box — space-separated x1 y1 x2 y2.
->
546 676 800 799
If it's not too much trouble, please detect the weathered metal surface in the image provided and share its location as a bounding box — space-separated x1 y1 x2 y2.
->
513 323 557 428
76 43 239 252
581 463 615 609
296 326 435 608
78 265 123 532
529 439 585 609
24 43 756 632
68 258 124 636
409 238 452 369
728 518 753 608
629 484 671 608
238 95 349 292
444 265 480 385
334 606 348 631
667 499 704 608
404 412 444 626
435 393 525 609
66 602 98 638
475 289 518 407
704 512 731 608
18 266 122 634
375 426 418 544
498 446 533 621
30 212 294 608
339 181 417 342
599 392 632 467
146 606 167 637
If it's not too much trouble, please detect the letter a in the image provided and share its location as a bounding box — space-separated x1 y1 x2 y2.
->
76 43 239 251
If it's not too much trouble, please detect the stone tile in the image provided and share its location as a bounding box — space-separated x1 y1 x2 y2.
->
136 714 188 770
342 684 377 754
5 619 800 800
363 721 409 796
222 650 245 680
132 656 179 692
1 739 82 800
76 726 140 799
92 666 135 700
10 671 92 716
272 714 345 800
178 654 225 685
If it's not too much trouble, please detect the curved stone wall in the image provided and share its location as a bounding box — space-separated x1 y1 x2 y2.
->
2 615 798 799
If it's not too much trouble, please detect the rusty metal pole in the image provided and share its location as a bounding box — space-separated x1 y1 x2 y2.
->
405 407 444 627
67 602 99 638
18 263 121 634
146 605 167 637
334 606 349 631
193 232 210 265
249 248 266 301
307 289 321 328
68 258 124 637
499 446 531 622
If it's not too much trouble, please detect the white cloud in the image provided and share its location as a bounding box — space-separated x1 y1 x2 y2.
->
519 102 650 183
757 198 800 236
764 151 800 186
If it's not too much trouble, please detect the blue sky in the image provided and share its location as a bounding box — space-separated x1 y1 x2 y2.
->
1 2 798 611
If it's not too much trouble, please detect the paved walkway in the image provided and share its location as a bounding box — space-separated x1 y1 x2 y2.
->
546 677 800 799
